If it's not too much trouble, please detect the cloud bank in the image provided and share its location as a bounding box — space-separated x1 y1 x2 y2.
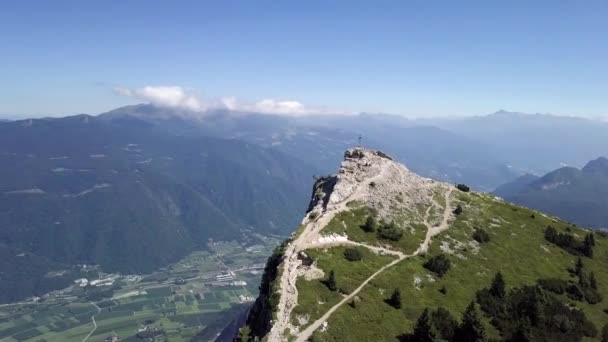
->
114 86 206 111
114 85 349 116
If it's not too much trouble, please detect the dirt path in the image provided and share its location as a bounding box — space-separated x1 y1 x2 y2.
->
82 302 101 342
267 163 391 342
294 188 453 342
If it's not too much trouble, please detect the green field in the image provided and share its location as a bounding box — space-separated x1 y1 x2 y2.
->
0 236 280 341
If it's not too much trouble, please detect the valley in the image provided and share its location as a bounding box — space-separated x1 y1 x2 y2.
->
0 236 281 342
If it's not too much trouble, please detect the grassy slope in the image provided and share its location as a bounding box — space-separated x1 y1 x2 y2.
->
323 207 427 255
292 247 396 331
304 191 608 341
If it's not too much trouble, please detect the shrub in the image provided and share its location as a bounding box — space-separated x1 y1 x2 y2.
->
423 254 451 277
537 278 568 295
361 216 377 233
453 204 463 215
456 184 470 192
386 288 401 309
377 222 403 241
472 228 490 243
545 226 594 257
567 284 584 301
344 247 363 262
584 287 603 304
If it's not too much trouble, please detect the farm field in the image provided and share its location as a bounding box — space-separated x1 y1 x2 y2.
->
0 236 280 341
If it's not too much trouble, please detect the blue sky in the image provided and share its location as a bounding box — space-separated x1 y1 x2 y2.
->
1 1 606 118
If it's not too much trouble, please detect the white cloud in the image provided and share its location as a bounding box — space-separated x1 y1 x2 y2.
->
114 85 351 116
114 86 205 111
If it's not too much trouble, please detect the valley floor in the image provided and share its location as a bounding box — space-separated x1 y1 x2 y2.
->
0 238 280 342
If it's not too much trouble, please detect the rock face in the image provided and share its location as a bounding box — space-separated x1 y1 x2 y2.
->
319 148 445 223
239 148 452 341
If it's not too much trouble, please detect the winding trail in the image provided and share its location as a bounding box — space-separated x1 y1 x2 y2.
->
82 302 101 342
267 161 392 342
295 187 453 342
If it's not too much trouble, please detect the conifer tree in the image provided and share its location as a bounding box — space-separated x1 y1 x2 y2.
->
590 272 598 290
388 288 401 309
326 270 337 291
583 234 594 258
413 308 437 342
575 257 584 276
456 302 486 342
490 272 506 300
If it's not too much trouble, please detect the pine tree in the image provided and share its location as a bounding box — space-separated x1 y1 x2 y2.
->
413 308 436 342
579 270 590 289
489 272 506 300
509 318 532 342
575 257 584 276
456 302 486 342
602 323 608 342
590 272 598 290
430 307 458 341
326 270 337 291
583 235 594 258
388 288 401 309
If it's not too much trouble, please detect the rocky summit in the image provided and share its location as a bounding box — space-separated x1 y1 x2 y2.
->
239 148 608 342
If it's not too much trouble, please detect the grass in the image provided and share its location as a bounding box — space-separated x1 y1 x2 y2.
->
322 207 426 255
2 290 247 342
290 246 396 330
305 191 608 341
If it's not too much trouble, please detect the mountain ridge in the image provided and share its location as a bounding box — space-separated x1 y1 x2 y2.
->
0 114 315 302
494 156 608 229
240 148 608 341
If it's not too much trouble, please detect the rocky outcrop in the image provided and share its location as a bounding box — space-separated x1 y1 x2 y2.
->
238 148 451 341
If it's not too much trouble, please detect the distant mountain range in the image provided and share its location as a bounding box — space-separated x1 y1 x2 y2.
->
494 157 608 229
3 105 608 301
0 114 315 302
426 110 608 173
100 106 608 189
100 105 527 191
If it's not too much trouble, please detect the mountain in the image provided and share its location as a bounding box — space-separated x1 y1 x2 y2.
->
239 148 608 341
0 115 316 302
495 157 608 229
100 105 520 190
493 173 540 198
428 110 608 174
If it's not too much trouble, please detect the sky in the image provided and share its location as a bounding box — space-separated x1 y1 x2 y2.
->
0 1 606 119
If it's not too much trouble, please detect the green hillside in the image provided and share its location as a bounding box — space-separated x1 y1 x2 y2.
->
0 115 315 303
307 192 608 341
241 149 608 342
